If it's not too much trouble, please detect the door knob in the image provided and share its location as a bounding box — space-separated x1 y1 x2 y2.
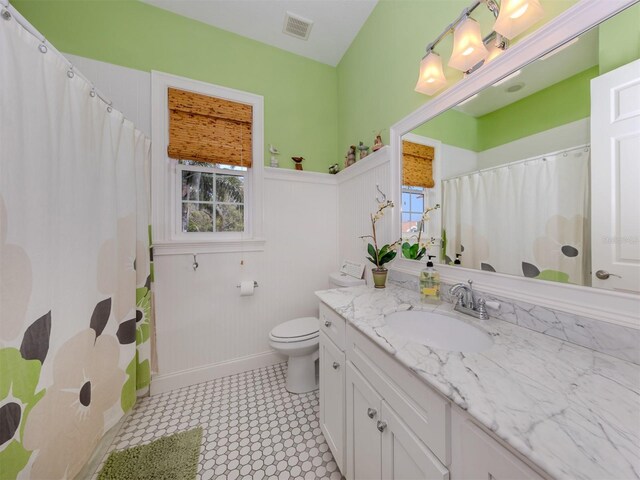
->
595 270 622 280
367 408 377 419
376 420 387 433
332 362 340 370
324 320 332 327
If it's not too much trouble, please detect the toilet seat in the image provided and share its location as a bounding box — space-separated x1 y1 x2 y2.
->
269 317 319 343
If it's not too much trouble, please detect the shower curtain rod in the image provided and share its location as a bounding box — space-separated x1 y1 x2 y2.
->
442 143 590 181
2 0 115 113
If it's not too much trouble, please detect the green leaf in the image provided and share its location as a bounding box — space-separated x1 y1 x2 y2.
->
378 250 397 265
415 248 426 261
120 357 137 413
409 243 419 256
367 244 377 262
401 243 411 259
536 269 570 283
379 244 390 257
366 256 377 266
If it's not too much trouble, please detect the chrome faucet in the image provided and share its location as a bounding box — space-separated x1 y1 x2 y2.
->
449 280 489 320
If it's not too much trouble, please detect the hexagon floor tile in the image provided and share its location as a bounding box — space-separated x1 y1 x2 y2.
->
92 363 344 479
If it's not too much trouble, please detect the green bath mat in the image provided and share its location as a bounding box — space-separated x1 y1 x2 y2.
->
98 427 202 480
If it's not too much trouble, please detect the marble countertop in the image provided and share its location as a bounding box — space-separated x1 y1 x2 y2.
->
315 284 640 480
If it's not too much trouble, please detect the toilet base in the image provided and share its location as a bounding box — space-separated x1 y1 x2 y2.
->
286 350 319 394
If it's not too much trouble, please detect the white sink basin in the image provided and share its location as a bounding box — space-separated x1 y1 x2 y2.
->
384 310 493 353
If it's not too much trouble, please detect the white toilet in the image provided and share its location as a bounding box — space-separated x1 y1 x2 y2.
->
269 271 366 393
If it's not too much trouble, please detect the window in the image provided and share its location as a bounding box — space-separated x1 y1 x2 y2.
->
178 161 247 234
402 185 425 236
151 71 264 254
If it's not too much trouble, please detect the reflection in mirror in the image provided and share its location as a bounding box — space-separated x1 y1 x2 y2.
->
399 5 640 294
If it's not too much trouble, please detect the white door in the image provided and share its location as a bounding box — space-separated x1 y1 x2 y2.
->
380 400 449 480
319 333 346 474
346 362 382 480
591 59 640 293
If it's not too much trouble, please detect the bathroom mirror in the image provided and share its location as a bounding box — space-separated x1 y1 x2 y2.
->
396 4 640 295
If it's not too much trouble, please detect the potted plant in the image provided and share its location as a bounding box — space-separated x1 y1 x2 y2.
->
401 204 440 261
361 200 401 288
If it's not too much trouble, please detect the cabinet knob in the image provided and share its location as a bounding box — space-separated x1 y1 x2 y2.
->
367 408 377 419
324 320 332 327
376 420 387 433
332 362 340 370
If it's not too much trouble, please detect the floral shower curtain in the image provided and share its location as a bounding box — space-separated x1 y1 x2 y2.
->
442 147 590 285
0 9 153 479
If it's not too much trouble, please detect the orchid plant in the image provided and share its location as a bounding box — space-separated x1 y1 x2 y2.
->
360 200 401 270
401 203 440 261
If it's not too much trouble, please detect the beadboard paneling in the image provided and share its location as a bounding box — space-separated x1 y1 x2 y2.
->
153 175 338 378
337 150 391 285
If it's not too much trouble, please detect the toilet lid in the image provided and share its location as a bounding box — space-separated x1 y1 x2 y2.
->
270 317 319 342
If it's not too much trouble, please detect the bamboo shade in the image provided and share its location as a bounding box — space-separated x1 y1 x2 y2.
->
167 88 253 167
402 140 434 188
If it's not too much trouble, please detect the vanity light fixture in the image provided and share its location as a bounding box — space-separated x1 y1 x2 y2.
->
449 17 489 72
415 0 544 96
415 52 448 95
493 0 545 40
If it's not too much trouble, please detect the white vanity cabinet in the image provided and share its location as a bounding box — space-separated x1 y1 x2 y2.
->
319 303 348 474
318 302 546 480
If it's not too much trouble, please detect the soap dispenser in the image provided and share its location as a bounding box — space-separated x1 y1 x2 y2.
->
420 255 441 304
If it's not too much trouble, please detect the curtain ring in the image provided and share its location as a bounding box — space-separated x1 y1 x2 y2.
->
1 9 11 20
38 43 47 53
89 89 96 98
67 68 74 79
106 101 113 113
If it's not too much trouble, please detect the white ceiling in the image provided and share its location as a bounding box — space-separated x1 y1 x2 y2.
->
140 0 379 66
454 27 599 117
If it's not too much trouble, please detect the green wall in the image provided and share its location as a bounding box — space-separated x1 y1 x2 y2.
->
336 0 578 155
12 0 338 173
476 66 598 151
598 3 640 74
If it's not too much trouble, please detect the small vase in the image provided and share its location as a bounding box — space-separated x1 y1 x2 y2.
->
372 267 388 289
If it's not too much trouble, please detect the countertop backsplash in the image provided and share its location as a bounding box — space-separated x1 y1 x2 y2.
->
388 269 640 365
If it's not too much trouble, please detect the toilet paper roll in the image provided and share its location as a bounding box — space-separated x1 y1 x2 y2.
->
239 281 255 296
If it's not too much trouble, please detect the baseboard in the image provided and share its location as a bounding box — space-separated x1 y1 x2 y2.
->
150 350 286 396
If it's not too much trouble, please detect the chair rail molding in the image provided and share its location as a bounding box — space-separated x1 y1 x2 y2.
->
389 0 640 330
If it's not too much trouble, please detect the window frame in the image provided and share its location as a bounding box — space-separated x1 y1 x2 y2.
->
151 71 265 255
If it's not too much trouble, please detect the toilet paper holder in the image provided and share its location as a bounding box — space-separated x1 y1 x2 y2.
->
236 281 259 288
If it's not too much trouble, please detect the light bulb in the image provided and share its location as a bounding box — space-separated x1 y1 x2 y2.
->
494 0 544 40
415 52 447 96
448 17 489 72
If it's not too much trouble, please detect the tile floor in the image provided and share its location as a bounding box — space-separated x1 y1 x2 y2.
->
93 363 343 480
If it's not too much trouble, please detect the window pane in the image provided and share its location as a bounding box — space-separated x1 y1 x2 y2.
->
402 192 410 210
182 171 214 201
216 175 244 203
216 205 244 232
182 203 214 232
412 193 424 212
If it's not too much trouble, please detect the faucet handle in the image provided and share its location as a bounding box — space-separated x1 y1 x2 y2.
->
477 298 488 319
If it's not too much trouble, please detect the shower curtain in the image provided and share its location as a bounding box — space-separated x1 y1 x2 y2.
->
442 148 590 285
0 9 153 479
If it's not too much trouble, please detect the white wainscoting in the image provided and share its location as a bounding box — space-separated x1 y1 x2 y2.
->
64 53 151 138
152 172 339 394
336 148 391 285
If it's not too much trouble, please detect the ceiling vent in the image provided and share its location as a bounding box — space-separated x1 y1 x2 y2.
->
283 12 313 41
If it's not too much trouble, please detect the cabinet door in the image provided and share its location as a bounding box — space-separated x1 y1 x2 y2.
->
319 333 346 473
454 417 542 480
381 400 449 480
346 362 382 480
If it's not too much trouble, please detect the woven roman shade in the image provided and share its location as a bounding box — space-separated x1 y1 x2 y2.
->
402 140 435 188
167 88 253 167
